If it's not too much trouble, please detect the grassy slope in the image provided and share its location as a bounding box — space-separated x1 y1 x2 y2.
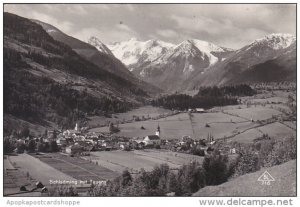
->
193 160 296 196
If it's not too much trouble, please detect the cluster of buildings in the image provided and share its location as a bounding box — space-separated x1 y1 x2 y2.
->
42 121 237 156
51 123 162 155
10 119 237 157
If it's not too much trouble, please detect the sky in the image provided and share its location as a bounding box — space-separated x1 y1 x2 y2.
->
4 4 296 49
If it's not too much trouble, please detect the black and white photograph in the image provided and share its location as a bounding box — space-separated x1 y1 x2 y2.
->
1 2 297 203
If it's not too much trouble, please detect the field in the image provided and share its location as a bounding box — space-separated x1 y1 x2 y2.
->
229 128 262 143
4 155 32 196
224 106 282 121
257 122 296 138
8 154 76 186
32 153 119 182
89 90 295 143
89 149 204 173
90 110 265 140
87 106 172 127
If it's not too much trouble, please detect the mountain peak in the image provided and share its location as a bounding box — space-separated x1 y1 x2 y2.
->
107 38 174 66
251 33 296 50
88 36 114 56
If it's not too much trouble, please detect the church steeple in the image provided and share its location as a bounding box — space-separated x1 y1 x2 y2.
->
155 124 160 137
75 123 79 131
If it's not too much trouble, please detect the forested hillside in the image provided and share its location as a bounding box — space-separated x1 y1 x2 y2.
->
3 12 149 135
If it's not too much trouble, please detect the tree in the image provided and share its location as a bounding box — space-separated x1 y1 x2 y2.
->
16 142 26 153
166 172 181 195
234 146 260 176
202 152 234 186
178 162 205 195
27 139 36 153
51 130 57 139
191 146 205 156
43 129 48 137
19 127 30 138
49 141 59 152
121 170 132 187
37 142 45 152
109 122 120 133
4 138 14 154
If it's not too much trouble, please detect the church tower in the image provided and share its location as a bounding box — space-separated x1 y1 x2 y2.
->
75 123 79 131
155 124 160 137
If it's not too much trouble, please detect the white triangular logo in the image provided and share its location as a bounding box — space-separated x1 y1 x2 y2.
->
257 171 275 184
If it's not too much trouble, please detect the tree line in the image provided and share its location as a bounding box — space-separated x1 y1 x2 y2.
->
151 84 255 110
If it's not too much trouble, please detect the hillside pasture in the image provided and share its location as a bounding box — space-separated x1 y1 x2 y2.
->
224 106 282 121
246 96 288 105
90 112 258 140
257 122 296 139
228 122 296 143
282 121 296 130
193 121 259 140
90 113 192 139
229 128 263 143
90 150 203 173
88 106 172 127
193 160 296 196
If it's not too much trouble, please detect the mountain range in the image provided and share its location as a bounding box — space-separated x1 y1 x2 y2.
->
102 33 296 92
31 16 297 93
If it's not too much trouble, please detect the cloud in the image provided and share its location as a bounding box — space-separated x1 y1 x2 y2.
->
156 29 178 38
116 24 134 33
73 24 137 45
4 4 296 49
65 5 89 15
72 27 103 43
30 11 74 34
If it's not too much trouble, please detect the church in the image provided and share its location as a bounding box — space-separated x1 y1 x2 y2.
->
143 124 161 146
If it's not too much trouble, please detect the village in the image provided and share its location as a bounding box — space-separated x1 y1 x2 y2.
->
10 107 225 157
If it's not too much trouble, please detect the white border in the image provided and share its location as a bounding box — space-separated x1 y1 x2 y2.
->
0 1 299 207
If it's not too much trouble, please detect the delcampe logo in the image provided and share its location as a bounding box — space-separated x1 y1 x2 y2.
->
257 171 275 185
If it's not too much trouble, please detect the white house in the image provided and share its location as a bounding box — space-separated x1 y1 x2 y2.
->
196 108 205 113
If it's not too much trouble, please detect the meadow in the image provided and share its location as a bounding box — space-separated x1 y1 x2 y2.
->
87 106 172 127
90 106 285 141
89 149 204 173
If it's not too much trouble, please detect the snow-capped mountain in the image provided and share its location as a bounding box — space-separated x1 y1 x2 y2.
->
248 33 295 50
89 33 295 92
107 38 174 71
229 33 296 68
163 39 234 68
183 33 296 90
113 38 234 91
88 36 114 56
